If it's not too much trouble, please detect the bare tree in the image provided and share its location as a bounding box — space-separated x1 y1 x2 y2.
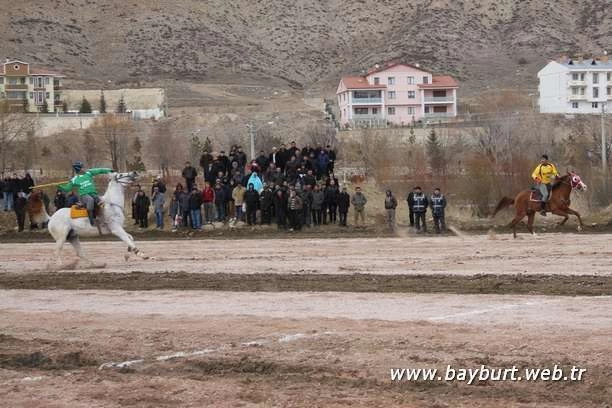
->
89 114 134 171
305 123 337 148
0 100 38 172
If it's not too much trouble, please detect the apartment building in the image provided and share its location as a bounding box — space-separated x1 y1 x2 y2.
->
538 54 611 114
337 61 458 127
0 59 65 112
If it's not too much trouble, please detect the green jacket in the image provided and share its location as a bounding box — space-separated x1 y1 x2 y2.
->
59 168 112 196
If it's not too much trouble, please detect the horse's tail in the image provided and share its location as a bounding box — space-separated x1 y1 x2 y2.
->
491 197 515 218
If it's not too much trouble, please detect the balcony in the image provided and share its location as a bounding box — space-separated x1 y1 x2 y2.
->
423 112 455 118
568 80 586 86
568 94 587 101
352 114 384 120
352 97 382 104
424 96 454 103
5 83 28 90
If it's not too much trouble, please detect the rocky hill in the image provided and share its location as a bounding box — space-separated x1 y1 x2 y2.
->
1 0 610 96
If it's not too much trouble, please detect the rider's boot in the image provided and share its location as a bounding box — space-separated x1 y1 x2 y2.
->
540 201 547 216
88 210 96 226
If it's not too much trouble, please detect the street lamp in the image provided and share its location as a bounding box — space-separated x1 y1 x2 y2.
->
246 121 274 160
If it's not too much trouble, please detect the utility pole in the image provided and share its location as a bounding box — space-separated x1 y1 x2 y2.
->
247 123 255 160
602 103 607 172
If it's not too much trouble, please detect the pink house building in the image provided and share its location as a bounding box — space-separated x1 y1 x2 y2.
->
336 62 458 127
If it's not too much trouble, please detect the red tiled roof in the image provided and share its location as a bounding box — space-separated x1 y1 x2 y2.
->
418 75 458 88
339 76 387 91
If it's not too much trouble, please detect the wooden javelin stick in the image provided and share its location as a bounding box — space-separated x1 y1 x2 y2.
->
29 180 70 190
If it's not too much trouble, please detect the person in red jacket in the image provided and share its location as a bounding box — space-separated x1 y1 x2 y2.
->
201 181 215 224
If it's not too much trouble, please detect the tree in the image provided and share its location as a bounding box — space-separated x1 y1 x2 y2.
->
426 128 445 175
117 95 127 113
89 114 133 171
83 130 95 166
79 97 92 114
99 91 106 114
0 100 38 171
408 125 416 144
127 135 145 171
41 99 49 114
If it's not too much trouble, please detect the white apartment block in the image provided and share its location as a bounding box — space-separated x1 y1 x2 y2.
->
538 55 612 114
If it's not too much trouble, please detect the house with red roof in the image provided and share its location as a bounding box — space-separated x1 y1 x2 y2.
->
336 61 458 126
0 59 65 112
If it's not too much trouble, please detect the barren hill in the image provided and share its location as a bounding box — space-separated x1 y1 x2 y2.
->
1 0 610 96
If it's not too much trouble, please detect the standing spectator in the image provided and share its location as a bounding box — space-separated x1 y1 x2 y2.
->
169 193 181 232
384 189 398 231
178 185 191 228
134 189 151 229
182 161 198 192
303 169 316 190
407 188 416 228
232 182 246 222
351 186 367 227
189 186 203 230
214 180 226 221
131 184 141 225
311 184 324 225
260 184 274 225
201 181 215 224
324 179 339 224
287 189 303 231
218 150 230 175
0 177 5 210
316 150 330 180
54 190 66 212
285 156 298 184
430 188 447 234
327 145 337 174
151 176 167 195
235 146 247 173
14 190 28 232
337 186 350 227
289 141 300 159
302 184 313 228
411 186 428 233
274 187 287 230
256 150 269 171
269 147 281 169
277 144 289 171
244 183 260 225
199 149 213 176
21 173 35 197
152 186 165 230
7 174 20 211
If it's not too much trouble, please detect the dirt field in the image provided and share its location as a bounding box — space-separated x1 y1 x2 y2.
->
1 234 611 407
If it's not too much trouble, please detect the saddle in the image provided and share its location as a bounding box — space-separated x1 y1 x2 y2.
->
70 202 105 219
529 189 543 202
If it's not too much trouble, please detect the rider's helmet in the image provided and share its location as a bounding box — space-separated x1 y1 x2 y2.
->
72 161 84 172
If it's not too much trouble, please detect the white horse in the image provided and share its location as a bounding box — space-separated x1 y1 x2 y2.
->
48 171 148 267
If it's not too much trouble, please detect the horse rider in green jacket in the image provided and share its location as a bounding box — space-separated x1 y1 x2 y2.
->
59 161 112 225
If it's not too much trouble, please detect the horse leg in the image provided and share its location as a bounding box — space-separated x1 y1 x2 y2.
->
67 235 95 266
506 212 525 239
526 212 536 236
54 238 65 268
550 209 569 227
565 207 584 232
110 225 149 260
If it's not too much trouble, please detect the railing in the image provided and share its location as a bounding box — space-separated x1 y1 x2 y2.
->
423 112 455 118
567 80 586 86
568 94 587 101
352 114 384 120
352 97 382 104
424 96 454 103
4 84 28 90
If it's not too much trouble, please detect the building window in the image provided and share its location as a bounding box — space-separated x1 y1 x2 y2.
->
387 107 396 115
593 73 599 84
407 76 414 84
388 91 396 99
572 73 579 81
408 91 415 98
388 77 395 85
372 107 378 115
354 107 369 115
580 73 585 81
45 77 50 84
46 92 50 99
407 107 415 114
607 87 611 96
593 87 599 98
0 77 3 84
592 102 598 109
29 92 33 99
423 76 429 84
608 72 611 81
571 102 579 109
571 87 578 95
374 77 380 85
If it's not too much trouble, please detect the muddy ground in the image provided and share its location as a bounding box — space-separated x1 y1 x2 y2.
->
1 234 611 407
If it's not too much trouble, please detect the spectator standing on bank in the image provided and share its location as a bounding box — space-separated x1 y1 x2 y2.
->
311 184 324 225
407 188 416 228
324 179 339 224
351 186 367 227
182 161 198 192
232 182 246 222
152 186 165 230
287 189 303 231
151 176 167 195
14 189 28 232
338 186 350 227
201 181 215 224
274 187 287 230
384 189 398 231
189 186 203 230
430 187 447 234
244 183 260 225
134 189 151 229
214 180 226 222
411 186 428 233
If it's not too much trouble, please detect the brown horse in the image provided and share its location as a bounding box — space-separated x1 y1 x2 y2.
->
492 172 587 238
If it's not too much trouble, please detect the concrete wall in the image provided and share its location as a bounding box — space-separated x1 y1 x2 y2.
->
62 88 166 112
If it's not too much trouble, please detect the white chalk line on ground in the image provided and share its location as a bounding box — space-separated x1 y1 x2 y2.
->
98 331 334 370
426 295 612 322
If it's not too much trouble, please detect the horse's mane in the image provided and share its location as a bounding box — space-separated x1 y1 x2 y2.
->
552 174 570 190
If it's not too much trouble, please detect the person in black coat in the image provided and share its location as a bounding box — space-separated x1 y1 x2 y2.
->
337 186 350 226
244 183 260 225
199 150 213 175
255 150 269 172
260 184 274 225
273 187 287 229
14 190 28 232
213 181 226 221
21 173 35 195
151 176 167 195
134 190 151 228
407 188 416 227
323 180 339 224
411 186 429 233
181 161 198 192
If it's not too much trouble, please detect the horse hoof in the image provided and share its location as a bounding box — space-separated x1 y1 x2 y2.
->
142 255 150 260
124 254 130 262
577 225 583 232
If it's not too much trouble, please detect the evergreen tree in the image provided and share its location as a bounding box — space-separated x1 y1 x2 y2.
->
426 128 444 174
79 97 92 113
99 91 106 113
117 95 127 113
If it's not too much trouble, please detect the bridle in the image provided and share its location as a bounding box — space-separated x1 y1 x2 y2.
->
557 172 583 190
116 174 136 186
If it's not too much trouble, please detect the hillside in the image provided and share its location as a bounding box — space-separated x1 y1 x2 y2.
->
1 0 610 97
